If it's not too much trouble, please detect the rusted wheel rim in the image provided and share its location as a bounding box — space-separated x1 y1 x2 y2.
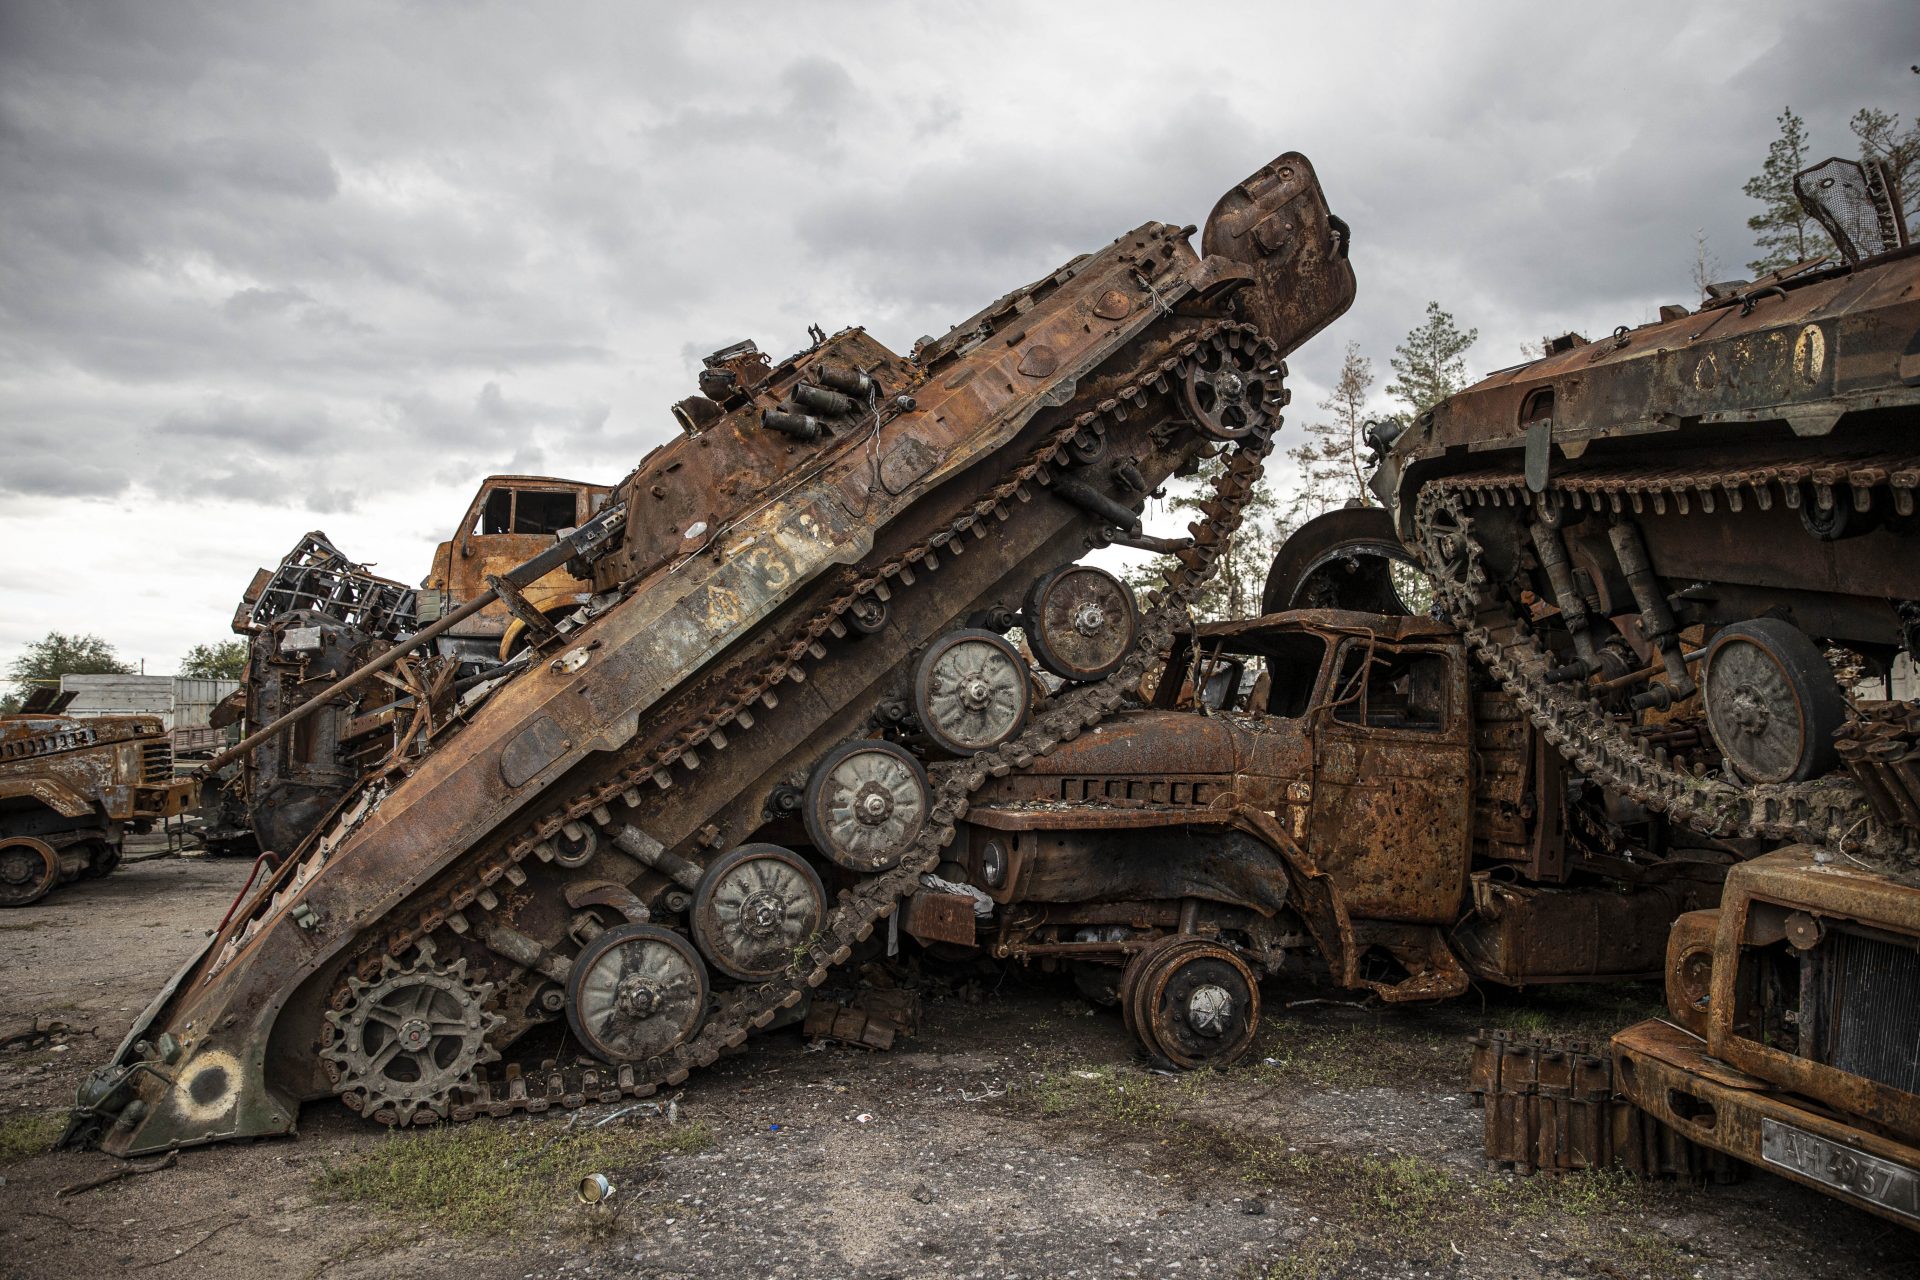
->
691 844 826 980
1703 618 1847 784
1181 343 1275 442
0 837 58 908
913 629 1031 755
566 924 709 1064
1025 565 1138 683
1139 940 1260 1070
803 740 930 871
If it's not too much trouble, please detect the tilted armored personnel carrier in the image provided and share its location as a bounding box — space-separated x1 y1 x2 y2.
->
68 152 1356 1156
1 689 196 907
1377 155 1920 1223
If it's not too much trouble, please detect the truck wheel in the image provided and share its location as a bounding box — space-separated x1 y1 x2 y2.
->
691 844 827 981
912 629 1031 755
1124 936 1261 1070
0 837 59 908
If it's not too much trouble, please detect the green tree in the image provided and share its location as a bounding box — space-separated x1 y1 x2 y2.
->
6 631 134 706
1743 106 1833 274
179 640 248 680
1850 107 1920 233
1387 302 1478 420
1285 342 1377 524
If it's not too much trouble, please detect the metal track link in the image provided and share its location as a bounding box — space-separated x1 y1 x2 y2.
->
322 324 1281 1127
1412 460 1919 873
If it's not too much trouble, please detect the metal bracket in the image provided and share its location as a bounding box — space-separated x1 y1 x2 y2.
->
486 573 561 650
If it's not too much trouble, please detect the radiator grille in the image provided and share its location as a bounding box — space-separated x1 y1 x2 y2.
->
1822 929 1920 1096
141 741 173 785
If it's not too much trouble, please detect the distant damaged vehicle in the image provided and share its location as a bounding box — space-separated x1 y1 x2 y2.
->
0 689 196 906
70 151 1357 1156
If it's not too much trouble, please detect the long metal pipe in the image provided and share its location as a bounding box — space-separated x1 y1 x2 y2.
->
196 530 593 780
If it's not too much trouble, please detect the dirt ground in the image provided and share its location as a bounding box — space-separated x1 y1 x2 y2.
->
1 847 1915 1280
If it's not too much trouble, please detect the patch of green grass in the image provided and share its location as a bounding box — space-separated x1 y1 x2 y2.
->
1254 1017 1459 1090
0 1109 65 1163
315 1117 713 1235
1489 984 1667 1043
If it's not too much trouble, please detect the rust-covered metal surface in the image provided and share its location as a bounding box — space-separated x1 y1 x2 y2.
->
1376 157 1920 876
0 700 194 906
943 605 1725 1065
1608 845 1920 1227
71 150 1357 1155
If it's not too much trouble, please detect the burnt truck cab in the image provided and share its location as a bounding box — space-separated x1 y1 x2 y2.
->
421 475 613 663
1612 848 1920 1227
920 608 1724 1067
0 694 197 907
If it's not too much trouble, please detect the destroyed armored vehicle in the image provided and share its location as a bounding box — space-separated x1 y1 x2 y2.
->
920 606 1727 1069
1374 155 1920 1225
70 151 1357 1156
1370 154 1918 870
0 690 196 906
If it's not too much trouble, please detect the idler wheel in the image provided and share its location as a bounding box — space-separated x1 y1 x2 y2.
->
1261 507 1421 617
1181 340 1278 442
1122 936 1260 1070
565 924 709 1065
1702 618 1849 784
690 843 827 981
1023 565 1138 683
0 837 58 908
911 629 1032 756
803 740 930 872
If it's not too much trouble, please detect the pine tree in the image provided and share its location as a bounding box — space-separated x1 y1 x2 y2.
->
1284 342 1376 525
1743 106 1833 274
1387 303 1478 420
1850 107 1920 234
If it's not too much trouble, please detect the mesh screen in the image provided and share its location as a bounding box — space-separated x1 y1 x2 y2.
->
1796 157 1905 264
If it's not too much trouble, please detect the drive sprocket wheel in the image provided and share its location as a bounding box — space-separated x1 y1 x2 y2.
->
1181 339 1281 441
321 939 501 1126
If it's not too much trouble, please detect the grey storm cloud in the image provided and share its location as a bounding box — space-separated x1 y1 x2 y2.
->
0 0 1911 675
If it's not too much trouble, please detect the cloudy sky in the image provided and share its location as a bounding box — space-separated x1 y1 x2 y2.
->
1 1 1912 677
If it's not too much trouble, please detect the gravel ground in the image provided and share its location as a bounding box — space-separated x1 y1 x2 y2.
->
1 848 1914 1279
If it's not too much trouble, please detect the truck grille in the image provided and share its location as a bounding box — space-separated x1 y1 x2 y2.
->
141 741 173 785
1821 929 1920 1097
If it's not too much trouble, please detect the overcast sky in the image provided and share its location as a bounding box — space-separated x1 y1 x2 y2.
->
1 1 1912 677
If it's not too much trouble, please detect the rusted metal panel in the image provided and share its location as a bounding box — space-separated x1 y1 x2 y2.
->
901 891 977 947
1451 873 1716 985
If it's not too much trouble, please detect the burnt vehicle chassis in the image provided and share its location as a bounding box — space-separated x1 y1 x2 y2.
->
906 608 1728 1068
71 151 1358 1157
0 690 196 906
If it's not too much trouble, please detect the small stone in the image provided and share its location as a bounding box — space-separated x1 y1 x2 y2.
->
1240 1200 1266 1216
911 1182 934 1204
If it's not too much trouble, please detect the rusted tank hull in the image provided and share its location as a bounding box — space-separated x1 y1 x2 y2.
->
77 151 1358 1155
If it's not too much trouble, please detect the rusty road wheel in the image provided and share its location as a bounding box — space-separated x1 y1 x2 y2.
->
1024 565 1137 683
565 924 709 1065
803 740 930 872
0 837 59 908
691 844 826 981
912 629 1031 755
1703 618 1849 784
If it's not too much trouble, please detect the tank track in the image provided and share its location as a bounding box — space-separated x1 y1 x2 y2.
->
1411 455 1919 872
315 323 1280 1126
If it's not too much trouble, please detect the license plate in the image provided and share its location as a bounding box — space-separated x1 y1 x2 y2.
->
1761 1118 1920 1221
